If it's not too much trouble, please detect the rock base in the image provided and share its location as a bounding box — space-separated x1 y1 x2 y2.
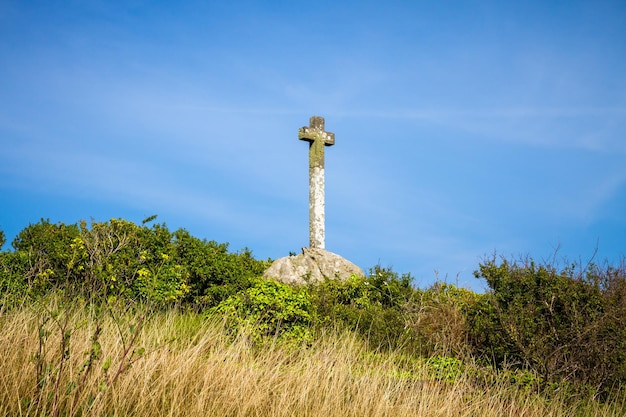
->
263 247 364 285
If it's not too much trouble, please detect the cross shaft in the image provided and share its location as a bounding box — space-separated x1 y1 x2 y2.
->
298 116 334 249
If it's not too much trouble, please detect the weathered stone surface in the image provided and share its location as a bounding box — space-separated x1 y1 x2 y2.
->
299 116 334 249
263 247 364 285
266 117 361 286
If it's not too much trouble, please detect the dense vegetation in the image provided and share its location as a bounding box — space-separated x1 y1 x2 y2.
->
1 218 625 416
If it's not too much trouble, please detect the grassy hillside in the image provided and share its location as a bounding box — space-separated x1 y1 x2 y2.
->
1 218 625 415
2 299 624 417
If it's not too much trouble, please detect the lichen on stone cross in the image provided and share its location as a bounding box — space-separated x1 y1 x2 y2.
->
298 116 334 249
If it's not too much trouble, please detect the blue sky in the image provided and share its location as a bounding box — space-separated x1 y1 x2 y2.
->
1 1 625 291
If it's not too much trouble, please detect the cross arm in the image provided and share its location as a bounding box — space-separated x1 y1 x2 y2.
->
298 116 335 146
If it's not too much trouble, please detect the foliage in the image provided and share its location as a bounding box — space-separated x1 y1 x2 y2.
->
464 291 516 365
0 251 28 305
309 266 416 351
0 218 268 307
426 355 465 382
213 278 314 345
11 219 81 292
473 256 626 395
171 229 269 307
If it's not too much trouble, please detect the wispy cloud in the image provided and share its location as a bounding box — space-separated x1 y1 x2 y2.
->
332 106 626 153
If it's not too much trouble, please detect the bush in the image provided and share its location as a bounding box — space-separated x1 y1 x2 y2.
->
10 219 81 294
0 251 28 307
309 266 416 352
0 218 269 307
171 229 269 307
76 218 190 304
473 256 626 394
213 278 314 345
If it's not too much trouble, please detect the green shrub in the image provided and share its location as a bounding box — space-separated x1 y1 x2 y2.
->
0 251 29 307
0 217 274 308
172 229 269 307
465 291 517 365
309 267 416 352
213 278 314 345
78 218 190 304
473 256 626 394
426 355 465 382
10 219 81 294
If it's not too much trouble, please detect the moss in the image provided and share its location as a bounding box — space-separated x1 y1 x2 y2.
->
298 119 335 248
299 129 334 168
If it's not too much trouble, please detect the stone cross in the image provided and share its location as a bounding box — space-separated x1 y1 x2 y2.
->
298 116 335 249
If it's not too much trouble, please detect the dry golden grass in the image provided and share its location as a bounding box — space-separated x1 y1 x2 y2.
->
0 300 623 417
